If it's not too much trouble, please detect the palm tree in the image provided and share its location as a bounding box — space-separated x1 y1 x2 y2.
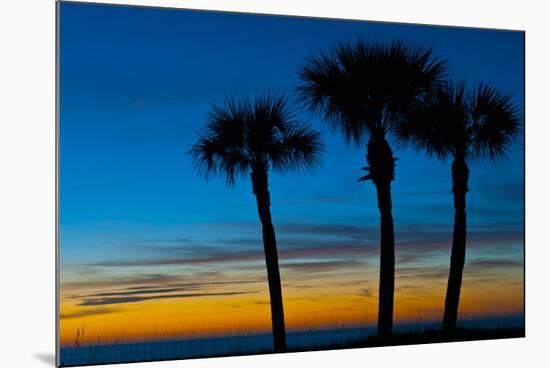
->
297 40 447 338
395 80 521 332
189 94 324 352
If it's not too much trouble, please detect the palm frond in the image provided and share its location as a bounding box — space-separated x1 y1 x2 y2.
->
296 39 448 145
189 98 251 186
297 50 369 144
396 79 521 163
395 80 468 160
270 123 324 175
190 94 324 184
470 83 522 161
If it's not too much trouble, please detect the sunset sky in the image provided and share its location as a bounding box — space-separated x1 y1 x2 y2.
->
59 2 524 346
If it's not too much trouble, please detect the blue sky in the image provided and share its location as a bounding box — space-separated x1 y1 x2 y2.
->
58 2 524 333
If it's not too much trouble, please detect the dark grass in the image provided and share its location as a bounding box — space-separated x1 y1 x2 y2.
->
59 324 524 367
330 327 524 349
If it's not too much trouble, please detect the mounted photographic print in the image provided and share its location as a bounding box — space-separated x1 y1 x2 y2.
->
56 1 525 366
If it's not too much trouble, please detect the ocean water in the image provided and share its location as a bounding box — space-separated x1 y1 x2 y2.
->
59 316 523 366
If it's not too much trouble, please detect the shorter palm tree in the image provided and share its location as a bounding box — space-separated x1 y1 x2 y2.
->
189 94 324 352
395 80 521 332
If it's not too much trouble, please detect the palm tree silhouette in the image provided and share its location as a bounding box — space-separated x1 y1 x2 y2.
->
297 40 447 338
395 81 521 332
189 94 324 352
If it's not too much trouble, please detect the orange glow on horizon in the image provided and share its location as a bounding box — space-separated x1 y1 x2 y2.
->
59 268 524 347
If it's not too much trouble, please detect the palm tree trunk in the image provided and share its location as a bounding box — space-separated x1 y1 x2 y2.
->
443 157 469 333
367 133 396 340
251 168 286 353
375 181 395 339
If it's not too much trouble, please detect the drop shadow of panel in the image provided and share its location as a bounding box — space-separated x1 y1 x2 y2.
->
33 353 56 366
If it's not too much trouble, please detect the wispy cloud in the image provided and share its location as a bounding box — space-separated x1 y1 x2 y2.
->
281 260 363 273
70 279 263 299
277 223 377 241
467 258 523 270
79 287 199 298
317 195 354 202
60 307 116 320
360 287 374 298
88 250 262 267
84 244 373 268
79 291 252 306
77 220 522 271
275 194 354 206
475 180 524 202
396 266 449 281
62 273 183 291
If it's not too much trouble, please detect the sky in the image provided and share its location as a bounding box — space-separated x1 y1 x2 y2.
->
58 2 524 346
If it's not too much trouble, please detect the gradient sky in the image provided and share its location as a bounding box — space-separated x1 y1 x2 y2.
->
59 2 524 346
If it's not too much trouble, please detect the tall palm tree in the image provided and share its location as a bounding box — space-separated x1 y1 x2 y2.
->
297 40 447 338
189 94 324 352
395 81 521 332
